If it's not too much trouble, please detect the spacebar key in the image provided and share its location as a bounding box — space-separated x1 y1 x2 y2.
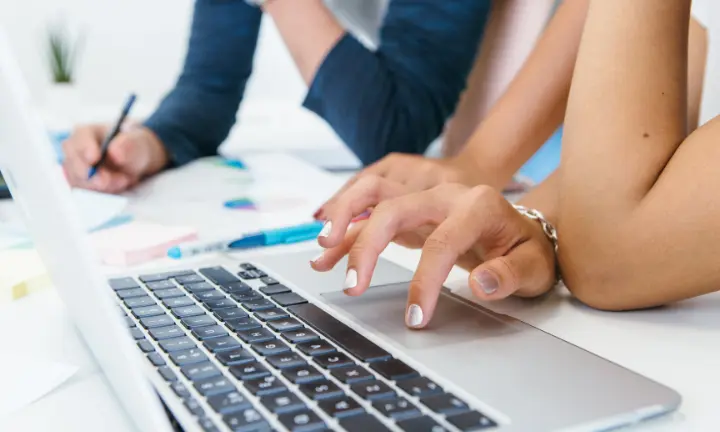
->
288 303 391 362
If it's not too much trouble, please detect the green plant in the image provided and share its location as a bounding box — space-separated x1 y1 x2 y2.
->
47 24 79 84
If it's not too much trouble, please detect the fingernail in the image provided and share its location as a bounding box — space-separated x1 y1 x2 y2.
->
319 221 332 238
311 252 324 263
476 271 499 295
406 304 423 328
313 208 322 219
344 269 357 289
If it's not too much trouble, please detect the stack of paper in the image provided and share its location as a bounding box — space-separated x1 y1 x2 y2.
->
0 249 50 304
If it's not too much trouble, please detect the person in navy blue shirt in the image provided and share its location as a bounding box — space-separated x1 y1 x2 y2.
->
62 0 492 193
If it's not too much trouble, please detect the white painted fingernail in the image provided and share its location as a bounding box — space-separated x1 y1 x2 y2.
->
344 269 357 289
319 221 332 238
406 304 423 328
311 252 324 263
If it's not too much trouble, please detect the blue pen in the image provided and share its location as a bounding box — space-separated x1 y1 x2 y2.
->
167 221 324 259
88 93 137 179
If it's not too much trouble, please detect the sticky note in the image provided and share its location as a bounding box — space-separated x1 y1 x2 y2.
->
92 221 198 266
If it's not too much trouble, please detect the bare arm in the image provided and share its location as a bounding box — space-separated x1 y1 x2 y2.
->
454 0 589 189
555 0 720 310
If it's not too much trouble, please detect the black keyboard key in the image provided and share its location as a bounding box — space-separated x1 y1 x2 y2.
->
140 315 175 329
149 325 185 341
146 280 176 291
223 408 268 432
237 328 274 343
318 396 364 418
259 276 279 285
240 263 256 271
237 271 254 280
315 352 354 369
220 282 252 294
350 380 395 401
154 288 186 299
268 318 303 333
267 353 305 369
446 411 497 431
116 288 147 299
158 366 178 382
261 392 306 414
109 277 139 290
130 328 146 340
170 348 208 366
147 352 166 366
230 362 271 381
282 365 324 384
373 397 421 420
194 375 235 397
272 292 307 307
259 284 289 296
124 316 136 327
226 316 261 332
330 366 373 384
250 269 266 278
172 305 208 319
289 303 389 362
214 307 248 322
207 390 251 414
339 413 391 432
181 315 216 329
397 376 443 398
251 339 291 356
244 375 286 396
200 266 240 285
132 305 165 319
181 362 221 381
140 270 194 283
204 336 242 353
194 290 226 302
370 359 419 381
137 340 154 353
185 282 216 293
216 348 255 366
198 417 219 432
159 337 196 352
296 341 336 357
163 296 195 308
124 295 156 309
171 382 191 399
184 397 205 416
231 292 263 303
192 325 228 340
420 393 470 415
397 416 448 432
298 380 344 400
175 274 205 285
204 299 237 311
279 410 325 432
281 328 320 344
254 308 289 322
242 299 275 312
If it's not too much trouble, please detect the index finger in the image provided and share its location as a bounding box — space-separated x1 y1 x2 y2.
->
315 158 391 219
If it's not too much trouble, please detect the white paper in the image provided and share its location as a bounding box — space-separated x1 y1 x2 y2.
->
0 357 78 419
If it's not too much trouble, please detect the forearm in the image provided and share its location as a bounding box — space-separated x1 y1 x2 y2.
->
145 0 261 166
459 0 588 187
263 0 345 84
516 170 558 224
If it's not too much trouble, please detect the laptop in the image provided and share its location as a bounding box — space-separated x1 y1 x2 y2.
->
0 31 681 432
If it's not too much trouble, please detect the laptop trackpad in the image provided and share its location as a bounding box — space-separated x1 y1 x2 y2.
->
320 283 516 349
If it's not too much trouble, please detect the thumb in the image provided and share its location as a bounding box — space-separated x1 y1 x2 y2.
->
469 240 555 301
106 135 143 173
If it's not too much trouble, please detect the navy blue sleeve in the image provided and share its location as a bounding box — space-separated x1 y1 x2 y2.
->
144 0 262 166
303 0 492 165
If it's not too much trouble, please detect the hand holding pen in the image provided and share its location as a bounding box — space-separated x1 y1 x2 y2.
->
61 93 170 194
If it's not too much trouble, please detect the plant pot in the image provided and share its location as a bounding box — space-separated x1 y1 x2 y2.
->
41 82 80 131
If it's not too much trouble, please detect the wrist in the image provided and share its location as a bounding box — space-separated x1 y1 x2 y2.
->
137 127 169 177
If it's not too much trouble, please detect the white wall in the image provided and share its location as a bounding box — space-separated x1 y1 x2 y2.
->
0 0 308 115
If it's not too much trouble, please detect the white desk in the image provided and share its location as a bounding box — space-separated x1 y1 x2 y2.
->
1 156 719 431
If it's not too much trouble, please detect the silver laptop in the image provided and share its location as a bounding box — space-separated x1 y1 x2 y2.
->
0 30 681 432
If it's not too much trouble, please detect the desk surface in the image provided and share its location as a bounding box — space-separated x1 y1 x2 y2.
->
1 156 718 431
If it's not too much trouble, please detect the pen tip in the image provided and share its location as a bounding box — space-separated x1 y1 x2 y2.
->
167 247 181 259
87 167 96 180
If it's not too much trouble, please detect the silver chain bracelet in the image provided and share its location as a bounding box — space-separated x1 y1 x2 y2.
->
512 204 561 283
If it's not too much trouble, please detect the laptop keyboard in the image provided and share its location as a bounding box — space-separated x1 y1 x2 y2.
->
111 263 497 432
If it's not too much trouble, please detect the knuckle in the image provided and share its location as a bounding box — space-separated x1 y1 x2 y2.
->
423 231 454 255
